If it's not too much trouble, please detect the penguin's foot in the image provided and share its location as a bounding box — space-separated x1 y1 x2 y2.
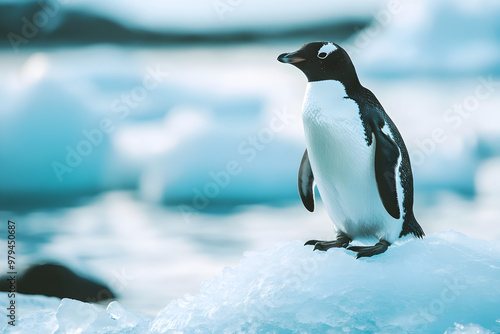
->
347 240 390 259
304 233 352 251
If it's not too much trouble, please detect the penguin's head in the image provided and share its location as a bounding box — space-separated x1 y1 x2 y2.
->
277 42 357 84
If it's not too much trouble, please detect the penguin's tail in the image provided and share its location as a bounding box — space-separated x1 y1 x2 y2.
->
399 213 425 239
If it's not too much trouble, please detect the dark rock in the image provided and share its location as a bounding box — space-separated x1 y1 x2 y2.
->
0 263 115 303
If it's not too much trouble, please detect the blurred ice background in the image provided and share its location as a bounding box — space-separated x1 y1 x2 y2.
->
0 0 499 330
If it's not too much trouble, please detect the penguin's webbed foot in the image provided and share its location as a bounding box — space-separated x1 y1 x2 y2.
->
347 240 390 259
304 233 351 251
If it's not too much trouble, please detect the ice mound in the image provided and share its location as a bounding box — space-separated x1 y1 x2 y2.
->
152 231 500 333
0 296 151 333
1 232 499 333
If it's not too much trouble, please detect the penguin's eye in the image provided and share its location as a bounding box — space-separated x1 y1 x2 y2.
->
318 52 328 59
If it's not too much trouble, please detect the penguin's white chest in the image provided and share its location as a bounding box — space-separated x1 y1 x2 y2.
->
302 80 401 242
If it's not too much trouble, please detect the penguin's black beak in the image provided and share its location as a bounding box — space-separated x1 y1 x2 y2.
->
277 52 306 64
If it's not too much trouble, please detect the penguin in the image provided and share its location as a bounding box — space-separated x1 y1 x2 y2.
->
277 42 424 258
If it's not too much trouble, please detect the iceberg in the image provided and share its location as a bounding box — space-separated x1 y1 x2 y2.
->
2 232 499 333
352 0 500 76
2 0 382 34
136 104 304 206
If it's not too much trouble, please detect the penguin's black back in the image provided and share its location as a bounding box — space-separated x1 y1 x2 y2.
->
345 85 425 239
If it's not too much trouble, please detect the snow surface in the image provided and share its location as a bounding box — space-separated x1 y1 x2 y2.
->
2 232 499 333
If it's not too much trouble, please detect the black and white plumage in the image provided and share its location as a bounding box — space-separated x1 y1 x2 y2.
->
278 42 424 258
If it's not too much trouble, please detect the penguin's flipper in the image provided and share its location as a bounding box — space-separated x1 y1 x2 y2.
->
373 125 401 219
298 149 315 212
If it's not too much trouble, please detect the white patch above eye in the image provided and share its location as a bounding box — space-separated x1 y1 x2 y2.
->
317 43 338 59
